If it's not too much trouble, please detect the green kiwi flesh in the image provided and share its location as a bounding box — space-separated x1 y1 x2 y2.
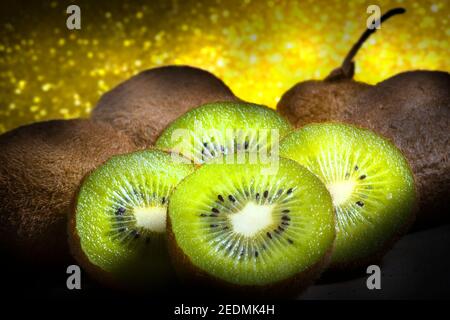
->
280 123 416 269
155 101 293 164
168 157 335 295
69 149 194 288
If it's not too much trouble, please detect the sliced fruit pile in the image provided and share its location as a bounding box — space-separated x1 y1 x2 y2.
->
66 102 416 297
0 8 446 299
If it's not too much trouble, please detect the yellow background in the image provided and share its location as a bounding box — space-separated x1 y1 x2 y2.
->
0 0 448 133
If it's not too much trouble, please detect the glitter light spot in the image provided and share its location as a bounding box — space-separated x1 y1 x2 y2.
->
0 0 448 133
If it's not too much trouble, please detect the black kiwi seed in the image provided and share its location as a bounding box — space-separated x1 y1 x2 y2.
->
282 221 290 226
200 213 207 217
218 194 224 202
356 201 364 207
212 208 220 213
278 226 285 232
263 190 269 198
282 215 290 221
267 232 273 239
161 197 166 204
228 195 236 202
255 251 259 258
210 224 218 228
287 188 293 194
256 193 260 200
244 141 249 149
287 239 294 244
116 207 126 215
282 209 290 213
354 165 359 171
359 174 367 180
274 229 280 234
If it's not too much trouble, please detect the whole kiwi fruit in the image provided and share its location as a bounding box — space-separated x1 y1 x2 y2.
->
92 65 240 148
277 8 405 127
0 119 136 264
343 70 449 228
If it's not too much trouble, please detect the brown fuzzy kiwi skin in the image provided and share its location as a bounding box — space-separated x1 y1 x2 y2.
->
278 79 371 127
343 70 449 229
92 65 240 148
167 213 336 299
0 119 136 265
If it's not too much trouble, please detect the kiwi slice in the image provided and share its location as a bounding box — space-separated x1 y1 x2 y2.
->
168 156 335 296
155 101 292 164
69 149 194 289
279 123 416 270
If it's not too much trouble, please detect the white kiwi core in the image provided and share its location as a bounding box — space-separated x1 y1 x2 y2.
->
327 180 356 206
230 201 274 237
133 206 167 233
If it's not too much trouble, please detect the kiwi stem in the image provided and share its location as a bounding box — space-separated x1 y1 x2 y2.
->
326 7 406 81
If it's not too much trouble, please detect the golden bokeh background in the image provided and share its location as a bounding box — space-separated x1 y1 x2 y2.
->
0 0 448 133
